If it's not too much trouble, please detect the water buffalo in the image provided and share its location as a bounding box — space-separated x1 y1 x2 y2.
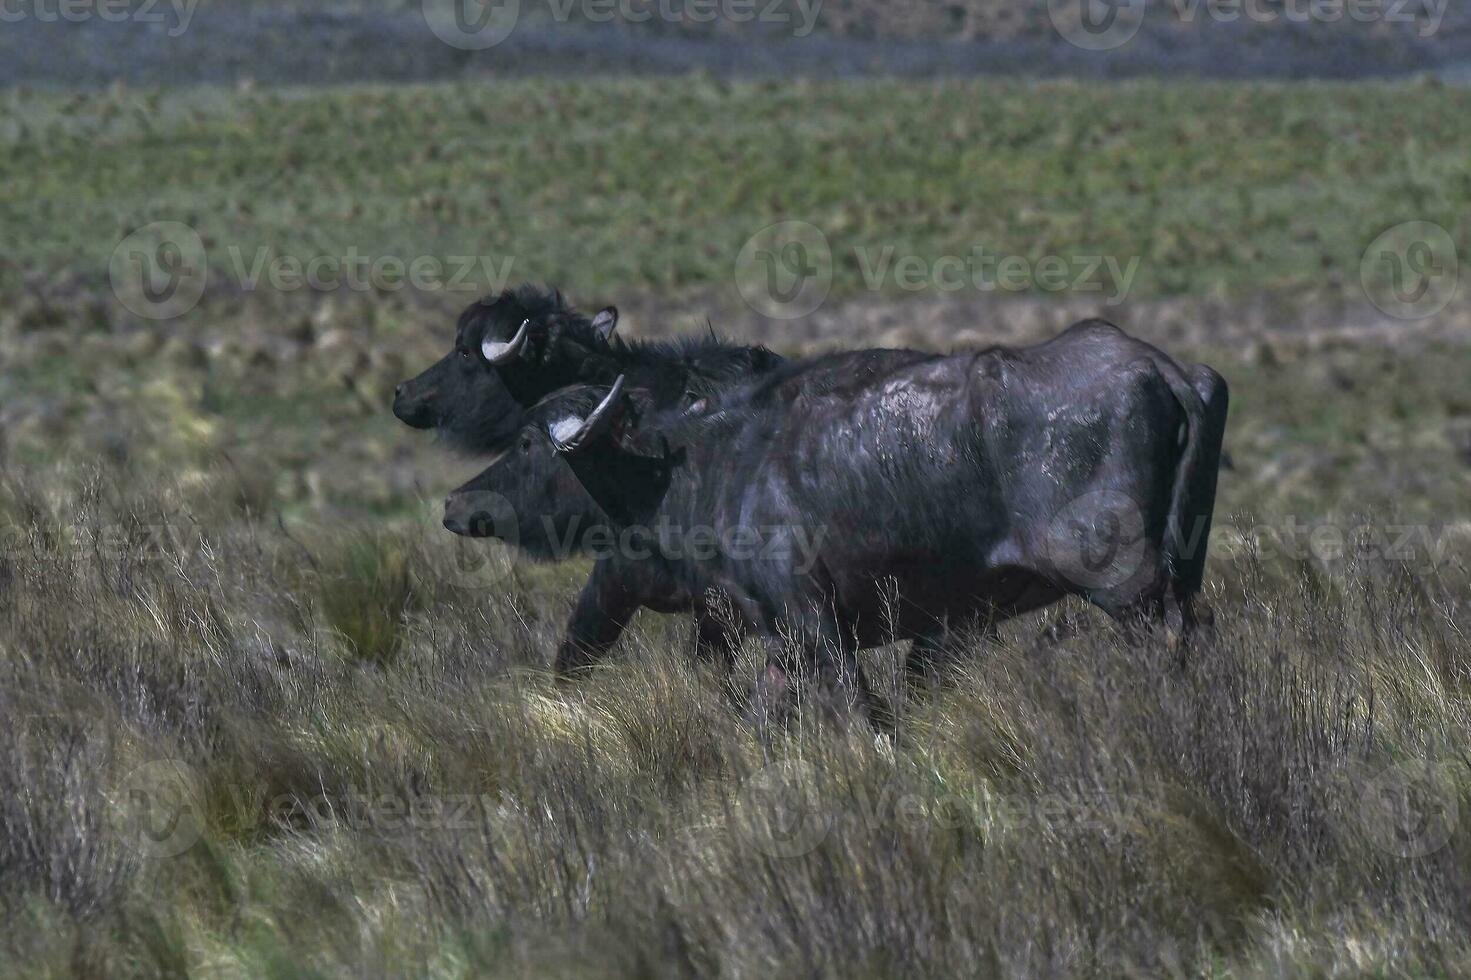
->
443 320 1229 723
393 284 784 452
392 284 789 665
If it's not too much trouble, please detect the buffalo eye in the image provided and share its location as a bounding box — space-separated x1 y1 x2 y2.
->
520 436 532 453
458 348 473 361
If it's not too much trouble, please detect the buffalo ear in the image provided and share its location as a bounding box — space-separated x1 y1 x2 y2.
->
591 306 618 342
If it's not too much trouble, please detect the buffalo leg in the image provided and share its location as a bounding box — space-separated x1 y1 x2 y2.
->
808 611 893 735
1086 591 1167 646
1168 364 1230 642
842 651 893 734
747 637 796 730
691 600 742 673
745 627 893 734
554 562 640 676
905 632 952 696
905 612 1004 691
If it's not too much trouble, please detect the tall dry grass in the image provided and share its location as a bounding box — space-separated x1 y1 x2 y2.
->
2 464 1469 977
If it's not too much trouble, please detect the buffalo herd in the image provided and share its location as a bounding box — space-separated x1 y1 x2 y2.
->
395 285 1229 727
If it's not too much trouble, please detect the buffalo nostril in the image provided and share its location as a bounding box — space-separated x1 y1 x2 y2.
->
394 384 405 399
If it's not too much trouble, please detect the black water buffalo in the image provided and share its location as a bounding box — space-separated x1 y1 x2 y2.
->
443 320 1229 722
392 284 790 665
393 284 783 452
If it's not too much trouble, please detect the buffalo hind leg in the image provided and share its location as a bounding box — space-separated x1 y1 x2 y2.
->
905 634 948 694
748 630 894 736
904 619 996 696
829 647 893 735
1084 588 1169 648
1168 364 1230 647
748 637 797 731
809 611 893 735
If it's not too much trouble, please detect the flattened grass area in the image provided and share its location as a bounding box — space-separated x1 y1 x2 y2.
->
3 77 1469 303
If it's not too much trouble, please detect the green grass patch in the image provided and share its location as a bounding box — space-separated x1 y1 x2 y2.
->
3 77 1468 306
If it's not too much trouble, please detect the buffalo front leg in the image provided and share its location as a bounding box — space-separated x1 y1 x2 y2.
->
555 561 639 677
692 612 740 672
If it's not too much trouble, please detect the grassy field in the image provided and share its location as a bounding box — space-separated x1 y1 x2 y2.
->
3 75 1471 976
4 78 1470 304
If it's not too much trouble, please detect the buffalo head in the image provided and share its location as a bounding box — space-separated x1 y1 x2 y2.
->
393 284 619 451
442 377 676 554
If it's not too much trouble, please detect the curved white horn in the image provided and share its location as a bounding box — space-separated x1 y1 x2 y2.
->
481 318 530 365
551 375 627 455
